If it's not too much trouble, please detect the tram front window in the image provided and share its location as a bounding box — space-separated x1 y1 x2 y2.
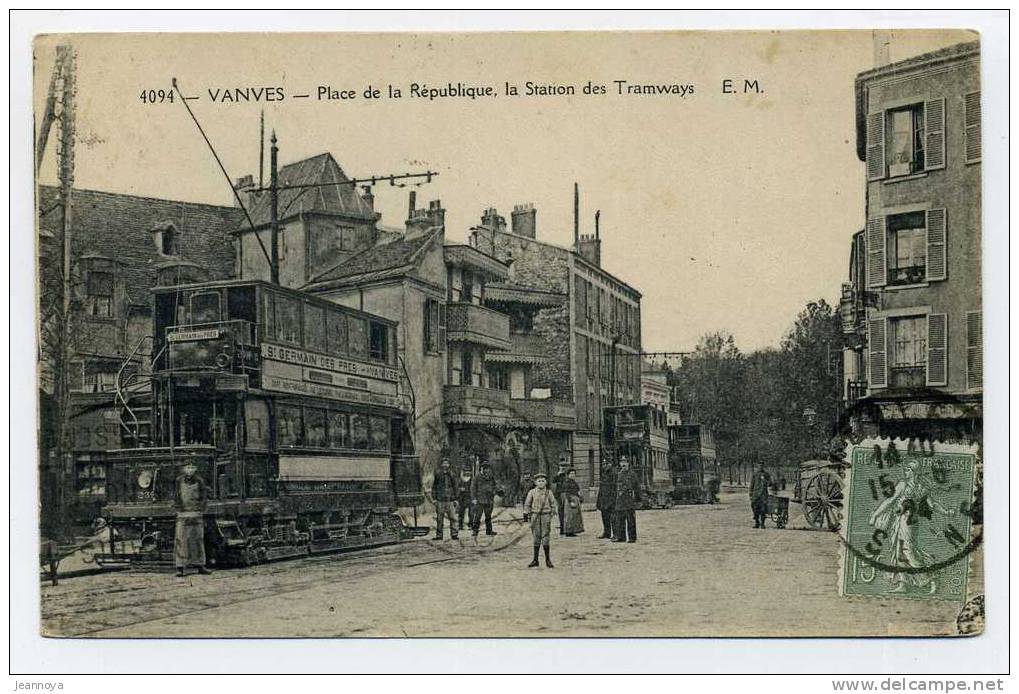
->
174 399 237 448
190 291 222 325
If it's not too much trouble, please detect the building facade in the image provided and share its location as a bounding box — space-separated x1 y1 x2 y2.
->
469 202 643 500
641 360 671 413
38 186 240 525
305 193 576 493
842 41 981 441
236 153 381 287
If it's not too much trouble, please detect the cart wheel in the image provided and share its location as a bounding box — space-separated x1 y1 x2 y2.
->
802 470 844 531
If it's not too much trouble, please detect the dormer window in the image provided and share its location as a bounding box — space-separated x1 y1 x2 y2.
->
153 222 178 256
86 271 114 318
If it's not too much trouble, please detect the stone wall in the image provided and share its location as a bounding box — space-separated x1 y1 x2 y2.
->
471 227 573 401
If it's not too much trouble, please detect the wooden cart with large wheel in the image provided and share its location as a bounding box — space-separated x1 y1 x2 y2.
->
795 459 846 531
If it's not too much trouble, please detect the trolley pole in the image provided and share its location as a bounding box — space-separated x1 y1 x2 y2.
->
269 131 280 285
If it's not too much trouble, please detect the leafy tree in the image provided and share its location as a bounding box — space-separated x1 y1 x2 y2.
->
668 300 842 484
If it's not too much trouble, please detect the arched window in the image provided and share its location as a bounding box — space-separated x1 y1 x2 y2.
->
153 222 178 256
161 226 177 255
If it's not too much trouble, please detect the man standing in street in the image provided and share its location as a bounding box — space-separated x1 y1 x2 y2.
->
432 458 460 540
750 462 772 529
552 455 570 536
174 462 212 577
596 459 617 539
456 463 474 532
470 461 500 537
612 456 641 543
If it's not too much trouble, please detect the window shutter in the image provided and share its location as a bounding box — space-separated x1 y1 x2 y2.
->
926 313 948 386
437 302 447 352
868 318 887 389
965 91 981 164
866 216 886 288
925 208 947 281
966 311 982 390
423 299 432 353
866 112 886 181
924 98 946 171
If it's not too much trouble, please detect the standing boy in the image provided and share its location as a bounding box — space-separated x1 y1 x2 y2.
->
522 472 558 568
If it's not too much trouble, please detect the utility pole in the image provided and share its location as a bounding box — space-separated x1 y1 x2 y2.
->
35 44 76 539
259 110 265 189
269 130 280 285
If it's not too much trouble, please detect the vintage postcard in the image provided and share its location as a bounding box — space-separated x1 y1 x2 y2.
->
33 29 984 639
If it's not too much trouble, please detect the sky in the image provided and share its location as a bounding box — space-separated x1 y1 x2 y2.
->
34 30 973 352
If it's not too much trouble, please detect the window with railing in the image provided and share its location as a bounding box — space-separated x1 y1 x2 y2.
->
889 316 926 388
886 211 927 286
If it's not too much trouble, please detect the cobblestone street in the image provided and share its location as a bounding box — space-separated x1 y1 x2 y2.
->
41 492 975 638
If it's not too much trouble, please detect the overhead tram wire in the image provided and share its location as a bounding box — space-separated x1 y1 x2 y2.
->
173 77 442 272
171 77 273 268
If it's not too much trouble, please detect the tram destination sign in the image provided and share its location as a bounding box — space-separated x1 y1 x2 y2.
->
261 342 399 382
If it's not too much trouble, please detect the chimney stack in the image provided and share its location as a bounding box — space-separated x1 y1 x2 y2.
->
408 190 417 219
481 207 506 234
361 185 374 212
511 203 537 239
406 197 445 240
233 175 255 208
576 209 602 267
873 30 891 67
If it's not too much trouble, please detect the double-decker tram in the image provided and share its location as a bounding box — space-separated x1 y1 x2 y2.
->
97 279 423 567
602 404 672 509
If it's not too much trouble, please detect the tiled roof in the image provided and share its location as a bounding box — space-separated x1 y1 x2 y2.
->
243 152 374 229
38 186 241 305
305 230 439 288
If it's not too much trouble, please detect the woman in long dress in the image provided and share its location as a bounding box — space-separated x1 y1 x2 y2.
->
562 468 585 537
868 460 955 594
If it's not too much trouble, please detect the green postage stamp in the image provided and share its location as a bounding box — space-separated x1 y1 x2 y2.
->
840 439 980 601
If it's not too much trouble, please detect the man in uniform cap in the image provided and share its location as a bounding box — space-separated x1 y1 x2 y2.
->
470 461 500 537
431 458 460 540
612 456 641 543
552 454 571 535
596 459 618 539
456 463 474 532
749 462 772 529
174 463 212 577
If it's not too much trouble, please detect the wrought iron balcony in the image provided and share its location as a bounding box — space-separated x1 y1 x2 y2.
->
845 380 869 402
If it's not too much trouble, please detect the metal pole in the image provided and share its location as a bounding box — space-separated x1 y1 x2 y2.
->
610 336 619 405
270 131 280 285
259 110 265 189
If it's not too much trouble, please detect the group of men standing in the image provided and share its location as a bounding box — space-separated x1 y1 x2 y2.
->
594 456 642 543
431 458 501 540
430 452 645 567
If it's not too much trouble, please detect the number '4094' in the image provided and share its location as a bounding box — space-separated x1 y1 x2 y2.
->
140 89 174 104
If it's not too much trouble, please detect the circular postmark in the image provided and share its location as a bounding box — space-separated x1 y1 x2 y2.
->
836 436 981 598
956 594 985 635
